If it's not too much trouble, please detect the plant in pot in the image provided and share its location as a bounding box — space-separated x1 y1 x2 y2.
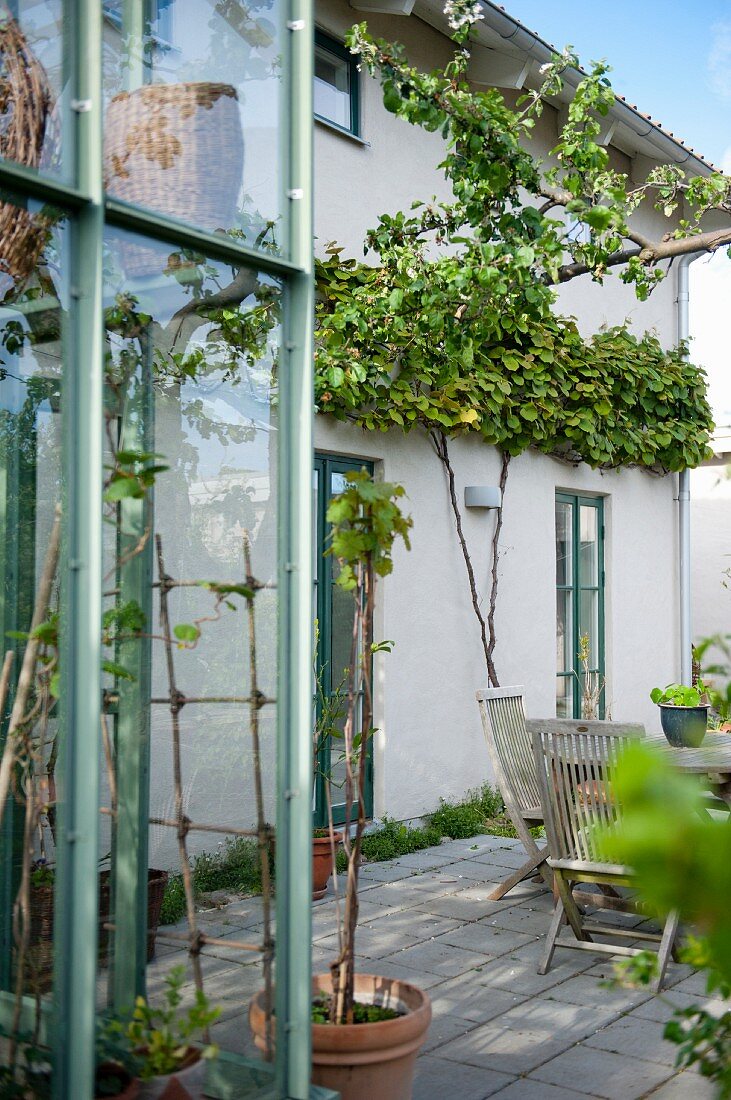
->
102 964 220 1100
251 471 430 1100
651 683 710 747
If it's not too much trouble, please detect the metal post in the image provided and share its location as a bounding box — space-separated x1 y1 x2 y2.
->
275 0 314 1096
53 0 104 1094
677 255 698 686
110 342 154 1007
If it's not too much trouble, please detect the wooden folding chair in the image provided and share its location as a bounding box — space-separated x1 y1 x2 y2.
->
532 725 679 993
476 687 644 902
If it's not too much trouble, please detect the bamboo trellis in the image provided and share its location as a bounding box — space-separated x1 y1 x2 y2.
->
101 530 276 1055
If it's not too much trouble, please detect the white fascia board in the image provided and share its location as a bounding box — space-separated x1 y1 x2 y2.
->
350 0 416 13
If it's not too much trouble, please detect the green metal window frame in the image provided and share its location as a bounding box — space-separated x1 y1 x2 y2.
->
314 28 360 137
0 4 319 1098
555 493 606 719
313 454 374 829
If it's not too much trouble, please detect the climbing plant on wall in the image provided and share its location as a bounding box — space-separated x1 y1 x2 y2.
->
314 3 718 685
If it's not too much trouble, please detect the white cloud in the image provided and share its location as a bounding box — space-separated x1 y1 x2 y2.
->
708 21 731 100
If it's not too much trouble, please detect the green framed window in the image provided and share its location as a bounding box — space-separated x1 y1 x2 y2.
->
555 493 605 718
313 454 373 828
314 29 360 136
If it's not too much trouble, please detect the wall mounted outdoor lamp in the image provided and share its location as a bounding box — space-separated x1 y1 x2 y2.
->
464 485 502 510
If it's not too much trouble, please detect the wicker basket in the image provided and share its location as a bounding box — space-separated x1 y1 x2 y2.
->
0 16 53 297
104 82 244 276
97 867 170 964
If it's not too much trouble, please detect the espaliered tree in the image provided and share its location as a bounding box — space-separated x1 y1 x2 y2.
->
315 0 720 685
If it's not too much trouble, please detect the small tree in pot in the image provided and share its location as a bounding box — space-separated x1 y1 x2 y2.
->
251 471 428 1100
323 470 413 1025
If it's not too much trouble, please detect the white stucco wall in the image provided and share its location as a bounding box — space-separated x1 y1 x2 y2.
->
690 466 731 651
315 417 679 821
311 5 685 819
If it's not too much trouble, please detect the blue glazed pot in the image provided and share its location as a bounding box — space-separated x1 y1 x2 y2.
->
659 704 708 748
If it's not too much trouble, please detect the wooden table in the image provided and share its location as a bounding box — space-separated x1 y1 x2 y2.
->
647 732 731 806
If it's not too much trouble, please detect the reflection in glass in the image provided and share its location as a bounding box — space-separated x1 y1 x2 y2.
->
0 5 66 180
556 676 572 719
556 589 572 673
315 39 352 130
103 228 280 1059
555 501 572 586
579 504 598 586
0 204 66 1007
579 588 599 668
103 0 284 252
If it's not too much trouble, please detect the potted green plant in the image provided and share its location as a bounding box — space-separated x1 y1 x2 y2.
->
250 472 430 1100
104 965 220 1100
650 683 710 747
94 1062 139 1100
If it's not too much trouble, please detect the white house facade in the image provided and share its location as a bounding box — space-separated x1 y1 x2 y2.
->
308 0 711 826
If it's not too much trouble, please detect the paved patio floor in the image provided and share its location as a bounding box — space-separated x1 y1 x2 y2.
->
145 834 717 1099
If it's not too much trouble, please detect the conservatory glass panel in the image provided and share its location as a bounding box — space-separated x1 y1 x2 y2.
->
100 226 280 1065
0 199 67 1025
0 4 68 182
102 0 286 254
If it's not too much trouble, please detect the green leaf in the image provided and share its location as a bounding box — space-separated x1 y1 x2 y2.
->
173 623 201 644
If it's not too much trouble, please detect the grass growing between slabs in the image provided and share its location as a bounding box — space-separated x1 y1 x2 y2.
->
159 783 521 924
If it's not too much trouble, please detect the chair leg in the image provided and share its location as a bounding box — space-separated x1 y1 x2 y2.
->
652 910 680 993
538 895 566 975
554 873 591 944
488 846 549 902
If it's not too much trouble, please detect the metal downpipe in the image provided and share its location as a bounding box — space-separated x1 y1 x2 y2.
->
677 254 698 686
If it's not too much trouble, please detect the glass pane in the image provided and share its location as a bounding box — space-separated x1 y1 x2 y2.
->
579 504 599 586
579 588 599 668
102 227 280 1064
0 202 67 1040
103 0 285 254
555 500 572 586
556 588 573 673
556 676 573 718
315 44 351 129
0 4 67 181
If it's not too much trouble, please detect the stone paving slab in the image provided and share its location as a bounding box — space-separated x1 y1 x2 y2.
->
528 1044 675 1099
412 1054 515 1100
582 1014 684 1068
148 837 718 1100
645 1070 717 1098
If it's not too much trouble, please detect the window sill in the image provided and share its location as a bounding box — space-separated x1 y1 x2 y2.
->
315 116 370 147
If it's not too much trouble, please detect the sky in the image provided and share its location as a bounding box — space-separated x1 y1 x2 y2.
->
502 0 731 427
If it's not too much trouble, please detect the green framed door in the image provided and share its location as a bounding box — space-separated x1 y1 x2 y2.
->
313 454 374 828
555 493 605 718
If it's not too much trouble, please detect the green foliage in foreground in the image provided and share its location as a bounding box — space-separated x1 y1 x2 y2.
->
600 744 731 1095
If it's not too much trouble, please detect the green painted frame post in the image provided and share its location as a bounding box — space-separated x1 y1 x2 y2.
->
109 341 155 1008
52 0 104 1095
275 1 314 1096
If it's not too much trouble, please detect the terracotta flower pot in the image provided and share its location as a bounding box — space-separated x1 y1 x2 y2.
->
249 973 431 1100
95 1062 139 1100
312 831 342 901
136 1049 204 1100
